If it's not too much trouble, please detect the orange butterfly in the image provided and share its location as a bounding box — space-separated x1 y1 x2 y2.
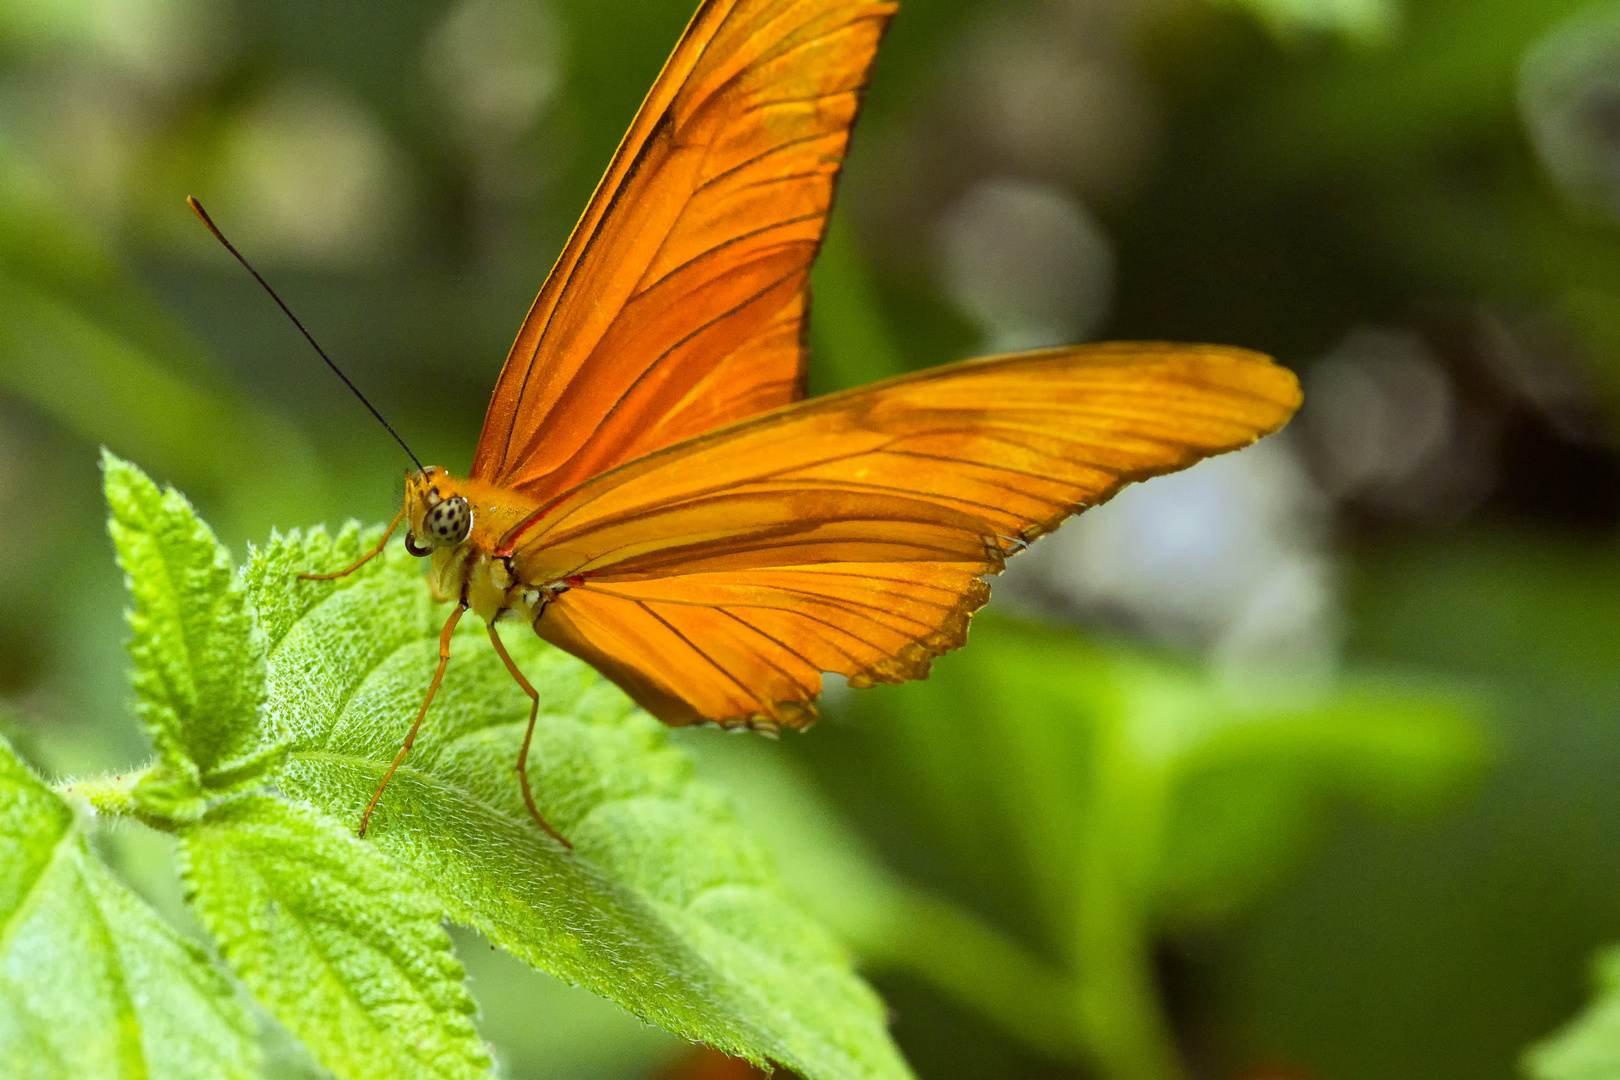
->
267 0 1301 842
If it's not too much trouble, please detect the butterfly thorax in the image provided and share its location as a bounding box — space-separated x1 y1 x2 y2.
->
403 467 556 624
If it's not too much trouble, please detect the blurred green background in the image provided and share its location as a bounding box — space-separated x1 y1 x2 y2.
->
7 0 1620 1078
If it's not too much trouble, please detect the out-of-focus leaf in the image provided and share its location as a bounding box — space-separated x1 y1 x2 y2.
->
0 143 203 361
1349 533 1620 683
0 274 265 496
0 149 319 526
1155 679 1488 925
812 616 1484 1080
1526 944 1620 1080
683 733 1083 1060
241 523 912 1080
1218 531 1620 1080
1519 1 1620 223
178 796 491 1080
0 734 258 1079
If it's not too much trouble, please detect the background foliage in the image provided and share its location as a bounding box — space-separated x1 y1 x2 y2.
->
5 0 1620 1078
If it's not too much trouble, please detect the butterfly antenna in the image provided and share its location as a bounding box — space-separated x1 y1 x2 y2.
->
186 196 427 474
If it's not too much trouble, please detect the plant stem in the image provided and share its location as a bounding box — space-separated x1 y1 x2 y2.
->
53 767 152 819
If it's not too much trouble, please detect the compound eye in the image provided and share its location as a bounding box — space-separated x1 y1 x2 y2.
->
424 494 472 546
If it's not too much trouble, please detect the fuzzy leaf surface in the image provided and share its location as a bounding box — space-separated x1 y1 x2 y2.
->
102 450 268 789
0 736 257 1079
243 523 910 1080
179 795 491 1080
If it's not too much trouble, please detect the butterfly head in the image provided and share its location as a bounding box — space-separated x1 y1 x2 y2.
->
403 467 472 555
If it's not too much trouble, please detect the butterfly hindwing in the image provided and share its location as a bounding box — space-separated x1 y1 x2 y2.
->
513 344 1303 727
534 562 987 730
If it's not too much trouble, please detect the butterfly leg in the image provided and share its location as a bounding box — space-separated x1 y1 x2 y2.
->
485 623 572 849
300 505 406 581
358 598 467 837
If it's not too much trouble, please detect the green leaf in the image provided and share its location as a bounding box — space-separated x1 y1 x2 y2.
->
828 617 1485 1079
0 735 258 1079
1526 945 1620 1080
102 451 272 796
243 524 911 1080
450 925 684 1080
683 733 1085 1061
178 795 491 1080
1152 681 1488 924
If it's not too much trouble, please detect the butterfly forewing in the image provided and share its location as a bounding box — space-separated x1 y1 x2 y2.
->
513 344 1303 727
471 0 897 505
